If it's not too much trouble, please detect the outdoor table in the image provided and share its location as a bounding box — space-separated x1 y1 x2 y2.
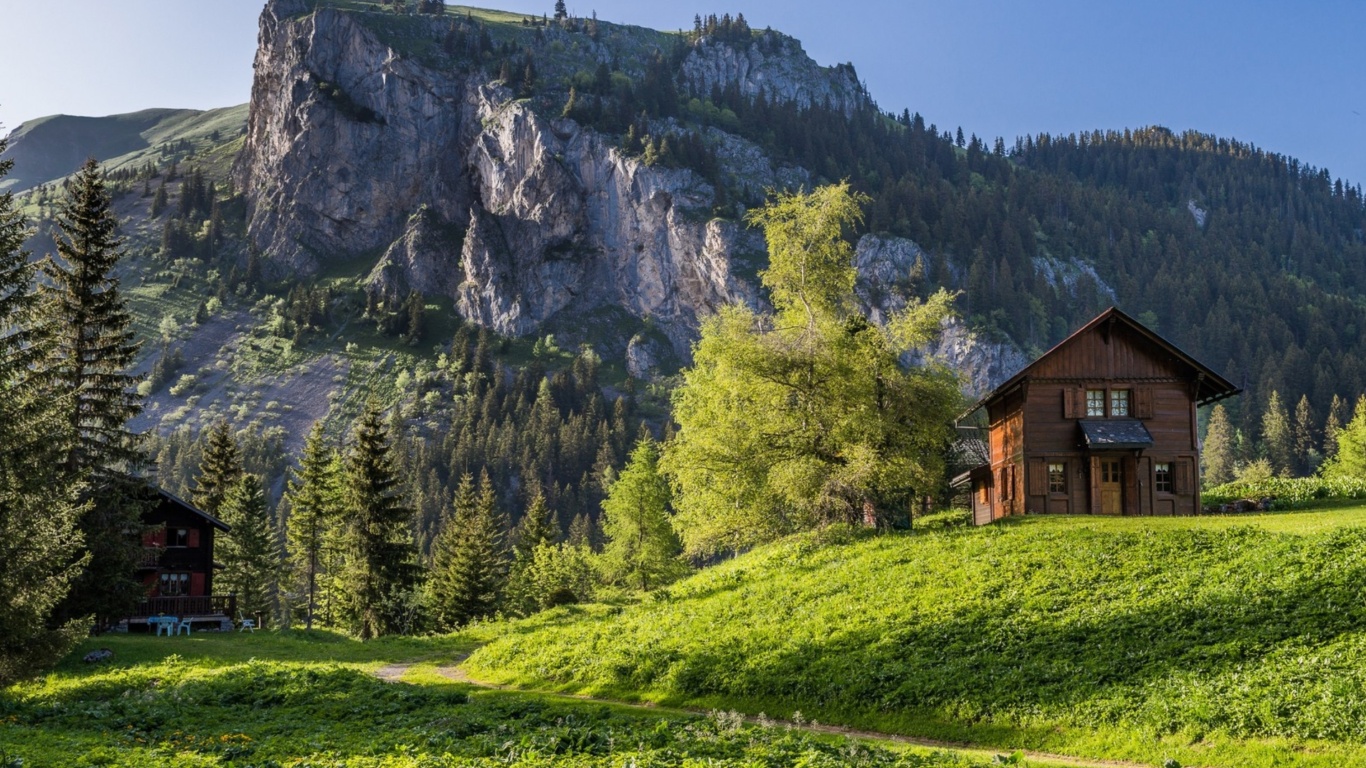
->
149 616 179 636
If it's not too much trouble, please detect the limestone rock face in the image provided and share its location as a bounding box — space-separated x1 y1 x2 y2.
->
855 234 1028 396
236 2 760 354
681 34 870 116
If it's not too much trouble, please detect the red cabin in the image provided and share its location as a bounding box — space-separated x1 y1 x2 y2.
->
956 308 1240 525
130 488 236 629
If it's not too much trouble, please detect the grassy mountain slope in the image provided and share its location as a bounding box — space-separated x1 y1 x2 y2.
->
466 508 1366 767
0 106 247 193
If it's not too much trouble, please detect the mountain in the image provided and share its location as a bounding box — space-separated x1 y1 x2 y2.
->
7 0 1366 512
0 106 248 193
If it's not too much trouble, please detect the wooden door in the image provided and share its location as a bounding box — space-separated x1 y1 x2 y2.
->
1099 458 1123 515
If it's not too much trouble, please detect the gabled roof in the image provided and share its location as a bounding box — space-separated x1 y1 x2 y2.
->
960 307 1240 422
155 488 231 532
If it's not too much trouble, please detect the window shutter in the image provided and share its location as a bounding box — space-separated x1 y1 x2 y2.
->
1135 387 1154 419
190 572 206 596
1175 459 1193 496
1063 388 1077 419
1028 459 1046 496
1089 456 1103 513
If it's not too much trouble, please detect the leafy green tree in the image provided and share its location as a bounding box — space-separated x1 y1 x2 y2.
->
192 420 243 516
1261 391 1293 477
1323 394 1346 463
600 436 685 591
662 184 961 556
40 158 147 627
0 134 88 685
1322 396 1366 481
284 422 343 629
427 470 509 628
219 473 282 621
1202 404 1236 487
341 401 419 638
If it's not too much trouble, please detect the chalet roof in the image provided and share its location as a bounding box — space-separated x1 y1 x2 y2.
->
960 307 1240 423
1079 419 1154 451
155 488 231 532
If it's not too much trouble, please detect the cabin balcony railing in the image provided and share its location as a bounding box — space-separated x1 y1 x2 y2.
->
138 548 162 568
131 594 237 618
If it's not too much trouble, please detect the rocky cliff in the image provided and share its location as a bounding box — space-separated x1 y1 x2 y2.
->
680 33 871 116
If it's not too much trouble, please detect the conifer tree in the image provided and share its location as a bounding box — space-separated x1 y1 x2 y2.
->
567 511 596 550
193 420 243 516
505 487 559 614
219 473 282 622
1293 394 1318 476
0 134 88 685
40 158 147 627
600 436 685 591
284 422 342 630
1202 404 1235 487
342 401 419 638
1261 391 1293 477
427 470 508 628
1323 394 1346 463
1323 396 1366 481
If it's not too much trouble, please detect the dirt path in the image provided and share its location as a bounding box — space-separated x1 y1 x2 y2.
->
367 659 1157 768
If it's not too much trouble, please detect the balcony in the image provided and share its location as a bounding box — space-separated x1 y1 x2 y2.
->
132 594 237 618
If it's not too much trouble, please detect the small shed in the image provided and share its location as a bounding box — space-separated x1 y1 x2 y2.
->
955 307 1239 524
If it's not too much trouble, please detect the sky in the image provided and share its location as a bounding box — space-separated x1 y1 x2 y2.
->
3 0 1364 185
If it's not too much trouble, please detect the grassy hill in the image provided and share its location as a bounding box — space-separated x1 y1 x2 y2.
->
466 507 1366 768
0 105 247 193
0 632 998 767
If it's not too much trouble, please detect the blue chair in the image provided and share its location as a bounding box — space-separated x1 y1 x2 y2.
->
175 618 192 635
153 616 179 637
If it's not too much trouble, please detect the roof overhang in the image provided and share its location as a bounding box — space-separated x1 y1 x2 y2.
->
1079 418 1154 451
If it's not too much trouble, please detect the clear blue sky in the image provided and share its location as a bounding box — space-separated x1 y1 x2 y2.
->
3 1 1364 185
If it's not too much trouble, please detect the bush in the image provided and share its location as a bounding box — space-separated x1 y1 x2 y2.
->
1202 475 1366 507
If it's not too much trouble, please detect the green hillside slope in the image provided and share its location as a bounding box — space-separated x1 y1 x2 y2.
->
467 510 1366 767
0 105 247 193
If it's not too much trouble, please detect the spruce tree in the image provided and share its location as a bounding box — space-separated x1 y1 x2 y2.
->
600 436 685 591
427 470 509 628
1261 390 1293 477
284 422 342 630
0 135 88 685
219 473 282 622
342 401 419 638
1202 404 1235 487
193 420 243 516
505 487 559 615
40 157 147 627
1293 394 1318 476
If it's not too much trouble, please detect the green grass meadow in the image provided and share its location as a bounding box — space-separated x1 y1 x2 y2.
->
466 505 1366 768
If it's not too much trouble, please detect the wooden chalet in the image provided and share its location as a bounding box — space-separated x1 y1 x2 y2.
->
955 307 1239 525
129 488 236 631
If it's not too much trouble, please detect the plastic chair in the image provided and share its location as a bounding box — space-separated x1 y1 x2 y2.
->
155 616 179 637
175 618 192 636
238 617 257 632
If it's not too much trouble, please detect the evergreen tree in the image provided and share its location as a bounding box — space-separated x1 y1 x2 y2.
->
219 473 282 622
1323 394 1347 463
40 158 147 627
1202 404 1236 487
553 0 566 20
599 436 685 591
0 134 88 685
192 420 243 516
284 422 342 630
505 487 559 614
567 511 595 550
1261 390 1293 477
342 401 419 638
1293 394 1318 476
427 470 509 628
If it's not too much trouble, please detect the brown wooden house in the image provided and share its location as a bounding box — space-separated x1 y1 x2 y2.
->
129 488 236 629
955 308 1239 525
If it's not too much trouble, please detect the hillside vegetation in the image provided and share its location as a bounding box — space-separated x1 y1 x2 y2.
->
467 509 1366 767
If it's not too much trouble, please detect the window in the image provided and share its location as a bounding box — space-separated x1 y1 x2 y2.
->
159 572 190 596
1048 463 1066 494
1111 389 1130 417
168 528 189 547
1086 389 1106 417
1154 463 1173 493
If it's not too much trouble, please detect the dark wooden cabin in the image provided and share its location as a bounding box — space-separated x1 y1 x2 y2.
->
955 308 1239 525
130 488 236 628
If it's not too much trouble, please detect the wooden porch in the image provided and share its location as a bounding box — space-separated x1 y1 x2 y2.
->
127 595 238 631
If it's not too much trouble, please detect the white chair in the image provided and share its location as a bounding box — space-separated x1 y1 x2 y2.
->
175 618 192 635
238 618 257 632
